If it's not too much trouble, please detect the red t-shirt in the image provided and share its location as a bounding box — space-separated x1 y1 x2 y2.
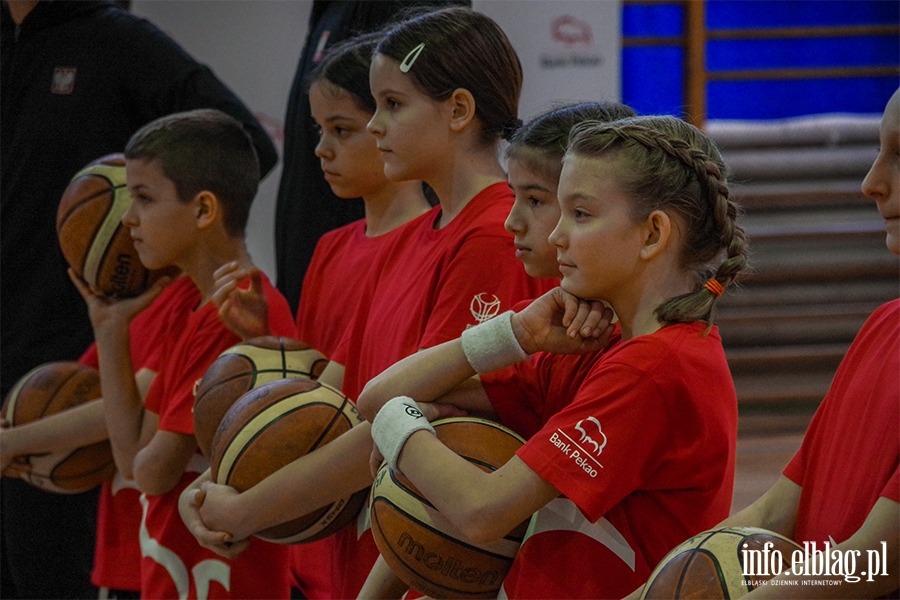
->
140 273 297 599
83 276 201 591
783 299 900 545
292 219 414 598
481 345 616 440
329 183 556 599
505 323 737 599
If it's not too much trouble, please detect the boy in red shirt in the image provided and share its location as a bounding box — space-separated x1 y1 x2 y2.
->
70 109 296 599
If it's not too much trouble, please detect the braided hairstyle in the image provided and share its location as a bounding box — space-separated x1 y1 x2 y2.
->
506 101 636 188
566 115 748 326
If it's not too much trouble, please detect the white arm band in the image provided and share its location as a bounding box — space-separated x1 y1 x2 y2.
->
371 396 436 473
460 310 530 374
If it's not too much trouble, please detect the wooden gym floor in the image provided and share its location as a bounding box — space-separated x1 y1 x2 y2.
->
730 408 817 514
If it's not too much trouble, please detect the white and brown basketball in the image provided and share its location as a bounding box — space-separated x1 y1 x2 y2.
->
209 377 368 544
369 417 530 599
1 361 115 494
193 336 328 458
641 526 803 599
56 153 175 297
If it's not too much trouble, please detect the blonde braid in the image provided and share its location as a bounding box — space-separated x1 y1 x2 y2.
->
568 116 749 325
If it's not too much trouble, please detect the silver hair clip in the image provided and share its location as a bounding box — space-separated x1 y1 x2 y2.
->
399 43 425 73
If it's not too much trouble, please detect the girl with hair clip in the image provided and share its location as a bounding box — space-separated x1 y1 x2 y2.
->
359 114 750 599
180 8 552 598
208 31 434 600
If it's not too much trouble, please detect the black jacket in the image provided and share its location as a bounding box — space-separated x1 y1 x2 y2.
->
0 0 277 394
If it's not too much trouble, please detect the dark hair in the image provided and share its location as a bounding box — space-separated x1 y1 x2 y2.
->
507 101 636 186
375 7 522 145
566 115 749 326
124 109 260 237
305 31 382 115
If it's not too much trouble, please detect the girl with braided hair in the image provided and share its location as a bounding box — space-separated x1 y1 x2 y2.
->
359 114 749 598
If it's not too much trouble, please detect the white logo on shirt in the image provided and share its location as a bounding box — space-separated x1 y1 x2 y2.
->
575 417 607 456
470 293 501 324
51 68 76 94
548 417 606 477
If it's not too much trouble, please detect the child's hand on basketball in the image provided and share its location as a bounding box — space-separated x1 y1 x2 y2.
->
1 456 32 480
512 287 615 355
368 401 466 477
68 268 171 336
178 470 250 559
212 262 270 341
196 478 254 548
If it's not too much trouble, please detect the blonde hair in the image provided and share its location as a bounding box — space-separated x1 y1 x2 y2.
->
566 115 748 325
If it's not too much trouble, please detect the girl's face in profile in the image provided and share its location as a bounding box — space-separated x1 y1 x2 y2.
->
504 156 562 280
551 154 645 303
310 80 386 200
367 52 451 183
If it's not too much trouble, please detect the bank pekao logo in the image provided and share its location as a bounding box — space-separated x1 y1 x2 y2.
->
742 538 890 586
575 417 607 456
469 293 502 326
548 417 606 478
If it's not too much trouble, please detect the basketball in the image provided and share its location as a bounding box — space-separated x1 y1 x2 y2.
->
1 362 115 494
193 336 328 458
209 377 368 544
56 153 175 297
640 526 804 599
369 417 530 599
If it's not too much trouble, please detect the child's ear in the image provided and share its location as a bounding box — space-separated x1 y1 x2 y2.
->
639 209 673 260
447 88 476 132
193 191 219 230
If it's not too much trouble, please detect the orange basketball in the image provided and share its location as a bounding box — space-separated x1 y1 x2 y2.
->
641 526 803 599
209 378 368 544
370 417 529 599
56 153 175 297
193 336 328 458
1 362 115 494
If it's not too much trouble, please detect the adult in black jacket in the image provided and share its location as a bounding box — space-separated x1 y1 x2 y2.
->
0 1 276 597
274 0 470 313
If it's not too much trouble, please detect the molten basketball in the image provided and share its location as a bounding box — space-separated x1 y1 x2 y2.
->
193 336 328 458
1 362 115 494
641 526 803 599
370 417 529 599
209 378 368 544
56 153 174 297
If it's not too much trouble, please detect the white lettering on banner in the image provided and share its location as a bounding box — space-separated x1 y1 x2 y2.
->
139 494 231 599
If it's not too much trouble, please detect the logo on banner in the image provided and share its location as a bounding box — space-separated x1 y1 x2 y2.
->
541 15 603 70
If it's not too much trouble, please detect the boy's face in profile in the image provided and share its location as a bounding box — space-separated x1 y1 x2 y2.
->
123 158 197 271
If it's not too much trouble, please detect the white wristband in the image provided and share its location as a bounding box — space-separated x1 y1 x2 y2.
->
460 310 530 374
371 396 435 472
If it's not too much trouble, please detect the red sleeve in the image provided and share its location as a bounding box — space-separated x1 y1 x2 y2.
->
419 234 548 349
79 344 99 369
882 465 900 503
261 274 298 338
156 310 239 435
519 363 670 522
